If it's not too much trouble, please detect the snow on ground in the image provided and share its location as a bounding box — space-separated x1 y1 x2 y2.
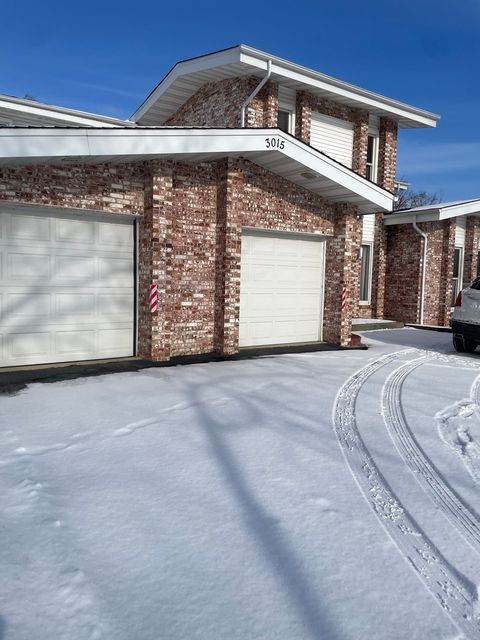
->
0 329 480 639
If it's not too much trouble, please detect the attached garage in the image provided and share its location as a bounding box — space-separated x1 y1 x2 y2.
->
239 230 326 347
0 208 135 367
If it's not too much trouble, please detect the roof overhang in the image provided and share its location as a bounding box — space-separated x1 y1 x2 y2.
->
384 200 480 225
0 127 393 214
0 94 133 128
132 44 440 129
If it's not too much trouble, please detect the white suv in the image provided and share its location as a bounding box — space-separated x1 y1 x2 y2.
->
452 277 480 352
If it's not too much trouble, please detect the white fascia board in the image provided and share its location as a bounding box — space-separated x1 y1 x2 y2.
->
0 96 131 128
438 201 480 219
385 199 480 225
0 127 393 212
131 48 241 122
238 49 439 128
383 211 441 225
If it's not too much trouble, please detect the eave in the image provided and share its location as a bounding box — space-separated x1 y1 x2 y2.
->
0 127 394 215
384 199 480 225
0 94 134 128
132 44 440 129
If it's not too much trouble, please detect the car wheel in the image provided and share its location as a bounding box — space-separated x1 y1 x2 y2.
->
453 334 477 353
464 338 477 353
453 334 466 352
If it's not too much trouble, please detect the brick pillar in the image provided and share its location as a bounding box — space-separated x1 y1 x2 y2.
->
464 216 480 282
372 212 388 318
262 81 278 128
295 91 312 144
215 158 243 355
138 160 173 361
437 219 456 326
323 203 361 346
352 111 369 177
377 118 398 192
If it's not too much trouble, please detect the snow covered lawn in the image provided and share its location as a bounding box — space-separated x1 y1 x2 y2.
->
1 328 480 640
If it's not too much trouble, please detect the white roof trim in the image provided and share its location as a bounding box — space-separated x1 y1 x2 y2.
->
384 199 480 225
0 127 393 214
132 44 440 129
0 94 133 128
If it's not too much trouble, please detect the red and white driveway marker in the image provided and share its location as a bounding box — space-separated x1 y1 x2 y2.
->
149 283 158 314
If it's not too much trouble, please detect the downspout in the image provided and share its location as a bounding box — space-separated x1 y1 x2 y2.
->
240 59 272 128
412 215 428 325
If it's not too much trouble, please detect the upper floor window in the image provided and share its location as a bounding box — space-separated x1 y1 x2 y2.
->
277 85 296 135
277 109 293 133
366 134 378 182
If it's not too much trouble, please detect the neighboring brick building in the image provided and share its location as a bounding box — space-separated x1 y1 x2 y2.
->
0 45 441 367
384 201 480 327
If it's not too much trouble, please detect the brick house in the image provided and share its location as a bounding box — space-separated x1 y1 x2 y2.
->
0 45 440 367
384 200 480 326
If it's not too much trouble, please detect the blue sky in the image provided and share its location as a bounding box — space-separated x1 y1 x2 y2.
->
2 0 479 200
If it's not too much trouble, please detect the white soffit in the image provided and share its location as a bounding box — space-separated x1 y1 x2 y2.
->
0 94 133 128
0 127 393 214
384 199 480 225
132 44 440 129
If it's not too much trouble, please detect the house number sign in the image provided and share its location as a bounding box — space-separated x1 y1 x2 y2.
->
265 137 285 149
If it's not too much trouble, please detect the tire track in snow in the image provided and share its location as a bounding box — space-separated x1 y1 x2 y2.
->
382 357 480 552
333 350 480 638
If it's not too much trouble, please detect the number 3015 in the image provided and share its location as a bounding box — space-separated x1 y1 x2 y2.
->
265 137 285 149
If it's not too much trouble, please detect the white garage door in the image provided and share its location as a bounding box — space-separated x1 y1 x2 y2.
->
0 209 135 367
239 230 325 347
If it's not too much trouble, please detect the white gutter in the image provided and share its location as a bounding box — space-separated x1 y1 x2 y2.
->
240 59 272 127
412 215 428 325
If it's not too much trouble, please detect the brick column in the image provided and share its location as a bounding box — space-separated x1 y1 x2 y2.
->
372 212 388 318
214 159 243 355
323 203 361 346
377 118 397 192
138 160 173 360
352 111 369 177
295 91 312 144
464 216 480 282
263 81 279 128
437 219 456 326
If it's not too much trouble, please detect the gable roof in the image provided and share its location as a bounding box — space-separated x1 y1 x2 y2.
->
132 44 440 129
0 93 134 128
0 126 394 214
384 199 480 225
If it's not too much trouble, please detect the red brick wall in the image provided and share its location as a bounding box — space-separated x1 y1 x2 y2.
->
0 162 145 212
169 162 219 357
384 225 422 324
384 220 455 326
166 76 278 129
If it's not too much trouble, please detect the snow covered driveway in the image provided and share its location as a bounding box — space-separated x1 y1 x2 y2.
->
1 329 480 640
